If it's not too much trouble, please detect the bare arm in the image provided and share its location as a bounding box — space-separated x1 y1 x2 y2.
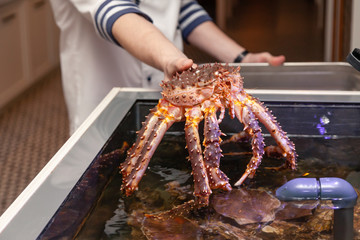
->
112 13 193 81
187 21 285 66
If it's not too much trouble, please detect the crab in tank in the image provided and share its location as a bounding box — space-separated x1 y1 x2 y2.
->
120 63 297 205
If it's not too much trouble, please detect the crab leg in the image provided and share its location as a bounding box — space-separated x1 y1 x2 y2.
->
120 99 182 195
202 103 232 191
240 92 297 170
233 100 265 186
184 106 211 205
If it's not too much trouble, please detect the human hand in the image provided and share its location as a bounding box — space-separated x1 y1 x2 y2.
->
163 57 195 82
242 52 286 66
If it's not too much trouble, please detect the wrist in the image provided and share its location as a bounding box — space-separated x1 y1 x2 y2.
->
233 50 249 63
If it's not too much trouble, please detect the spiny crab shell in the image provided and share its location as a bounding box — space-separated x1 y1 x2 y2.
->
120 63 296 206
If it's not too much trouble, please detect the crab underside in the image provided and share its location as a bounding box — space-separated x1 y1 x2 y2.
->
120 63 296 205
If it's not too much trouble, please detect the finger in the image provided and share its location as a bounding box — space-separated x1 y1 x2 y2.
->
242 52 285 66
269 55 286 66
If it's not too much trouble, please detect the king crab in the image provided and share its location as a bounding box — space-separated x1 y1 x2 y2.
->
120 63 296 205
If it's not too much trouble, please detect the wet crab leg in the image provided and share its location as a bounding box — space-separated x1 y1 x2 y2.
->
240 92 297 170
120 99 182 195
184 106 211 205
202 103 232 191
121 109 159 179
233 100 265 186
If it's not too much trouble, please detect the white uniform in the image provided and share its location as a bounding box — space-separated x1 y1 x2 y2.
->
50 0 211 133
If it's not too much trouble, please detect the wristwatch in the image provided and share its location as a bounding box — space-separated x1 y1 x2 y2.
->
233 50 249 63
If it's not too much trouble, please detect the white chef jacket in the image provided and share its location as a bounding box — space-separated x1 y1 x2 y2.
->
50 0 212 133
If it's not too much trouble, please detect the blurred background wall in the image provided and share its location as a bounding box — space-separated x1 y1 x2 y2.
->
185 0 359 63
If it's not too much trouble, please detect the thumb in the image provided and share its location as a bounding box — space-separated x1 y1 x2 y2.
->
164 58 194 81
177 58 194 72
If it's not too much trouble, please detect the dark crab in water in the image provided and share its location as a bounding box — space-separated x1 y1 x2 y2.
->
120 63 297 205
129 188 327 240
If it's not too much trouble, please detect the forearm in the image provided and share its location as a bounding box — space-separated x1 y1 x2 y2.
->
112 13 186 72
186 21 245 62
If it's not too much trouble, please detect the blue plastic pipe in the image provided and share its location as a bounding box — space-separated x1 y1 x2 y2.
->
276 177 358 240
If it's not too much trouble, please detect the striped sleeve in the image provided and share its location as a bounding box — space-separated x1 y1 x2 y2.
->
179 0 213 41
94 0 152 46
